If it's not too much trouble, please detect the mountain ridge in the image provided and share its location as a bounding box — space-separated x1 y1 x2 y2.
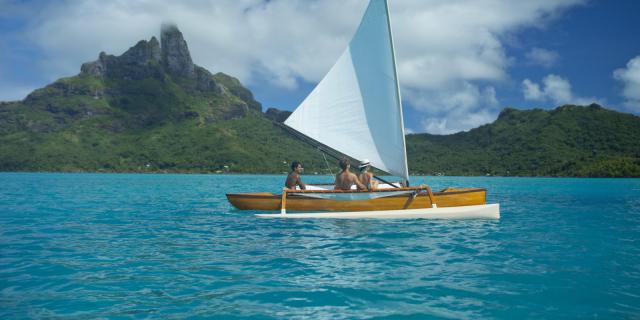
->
407 104 640 177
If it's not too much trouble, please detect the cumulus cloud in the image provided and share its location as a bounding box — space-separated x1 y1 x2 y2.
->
20 0 366 89
521 74 599 106
421 108 498 135
1 0 586 132
522 79 543 100
613 55 640 112
406 83 501 134
385 0 585 133
525 47 559 68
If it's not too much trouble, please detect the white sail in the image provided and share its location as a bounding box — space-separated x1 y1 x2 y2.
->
284 0 409 182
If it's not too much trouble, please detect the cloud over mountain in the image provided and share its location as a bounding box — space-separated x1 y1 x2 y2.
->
614 55 640 112
522 74 600 106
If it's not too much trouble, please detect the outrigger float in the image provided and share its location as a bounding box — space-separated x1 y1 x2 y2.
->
226 0 500 219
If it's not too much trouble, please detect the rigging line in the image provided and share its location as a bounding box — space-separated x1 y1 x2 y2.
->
321 151 334 176
275 122 341 161
373 175 401 188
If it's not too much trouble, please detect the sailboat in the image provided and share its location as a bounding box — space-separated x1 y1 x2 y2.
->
226 0 500 219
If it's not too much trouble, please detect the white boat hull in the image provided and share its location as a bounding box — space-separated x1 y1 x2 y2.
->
255 203 500 219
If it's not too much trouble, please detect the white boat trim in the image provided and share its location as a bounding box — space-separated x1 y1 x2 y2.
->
256 203 500 220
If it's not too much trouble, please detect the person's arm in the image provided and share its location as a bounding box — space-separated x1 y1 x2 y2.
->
297 176 307 190
352 174 366 190
284 173 293 189
367 172 376 190
358 174 369 191
369 173 379 189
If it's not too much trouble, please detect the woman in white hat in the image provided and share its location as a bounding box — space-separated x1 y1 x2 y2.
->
358 159 378 191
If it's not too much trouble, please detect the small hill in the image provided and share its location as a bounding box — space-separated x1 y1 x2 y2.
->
407 104 640 177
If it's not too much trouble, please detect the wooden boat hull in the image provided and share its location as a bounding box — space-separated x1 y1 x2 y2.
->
226 187 487 212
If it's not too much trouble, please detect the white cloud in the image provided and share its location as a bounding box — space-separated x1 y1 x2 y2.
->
613 55 640 112
543 74 573 103
421 108 497 135
522 79 543 100
407 82 501 134
525 47 559 68
22 0 366 88
1 0 587 132
521 74 599 106
16 0 586 88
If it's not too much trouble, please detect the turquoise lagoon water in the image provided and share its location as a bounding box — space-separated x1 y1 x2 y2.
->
1 173 639 319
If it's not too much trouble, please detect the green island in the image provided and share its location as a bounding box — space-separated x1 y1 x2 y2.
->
1 25 639 177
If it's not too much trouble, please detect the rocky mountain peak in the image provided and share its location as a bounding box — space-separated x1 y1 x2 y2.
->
73 23 261 116
80 37 161 78
161 23 195 78
80 52 109 77
265 108 292 123
119 37 161 65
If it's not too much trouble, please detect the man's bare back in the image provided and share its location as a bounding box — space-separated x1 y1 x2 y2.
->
334 171 365 190
334 158 365 191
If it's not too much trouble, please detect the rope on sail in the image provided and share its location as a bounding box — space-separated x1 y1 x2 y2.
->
321 151 334 176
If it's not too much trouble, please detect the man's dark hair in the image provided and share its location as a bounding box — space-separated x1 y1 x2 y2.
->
291 161 302 171
339 157 350 170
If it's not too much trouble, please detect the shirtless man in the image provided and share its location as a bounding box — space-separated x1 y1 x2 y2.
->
285 161 306 190
358 159 378 190
334 158 366 191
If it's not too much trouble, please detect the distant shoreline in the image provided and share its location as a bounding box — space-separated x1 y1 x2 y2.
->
1 170 637 178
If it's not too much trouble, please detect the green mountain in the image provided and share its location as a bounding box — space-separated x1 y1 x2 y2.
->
1 24 638 177
407 104 640 177
0 24 327 174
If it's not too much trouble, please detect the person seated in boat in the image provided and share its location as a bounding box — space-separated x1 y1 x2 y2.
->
285 161 306 190
358 159 378 191
334 158 366 191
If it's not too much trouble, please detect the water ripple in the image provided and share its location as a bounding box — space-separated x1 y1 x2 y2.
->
1 173 639 319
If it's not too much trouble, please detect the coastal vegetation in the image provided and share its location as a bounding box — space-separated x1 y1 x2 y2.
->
407 105 640 177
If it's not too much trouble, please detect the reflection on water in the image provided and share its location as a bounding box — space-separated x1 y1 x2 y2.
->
0 173 639 319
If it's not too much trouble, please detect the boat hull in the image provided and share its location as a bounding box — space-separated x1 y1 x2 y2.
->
256 203 499 219
226 187 487 212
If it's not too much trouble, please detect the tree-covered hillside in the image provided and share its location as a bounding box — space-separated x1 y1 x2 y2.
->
407 104 640 177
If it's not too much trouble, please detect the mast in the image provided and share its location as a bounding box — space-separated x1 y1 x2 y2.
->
384 0 410 186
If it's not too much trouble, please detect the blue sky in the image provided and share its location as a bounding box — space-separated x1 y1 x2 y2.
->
1 0 639 134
